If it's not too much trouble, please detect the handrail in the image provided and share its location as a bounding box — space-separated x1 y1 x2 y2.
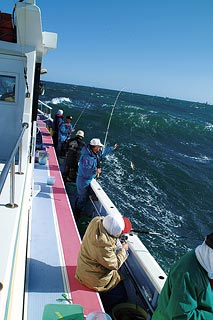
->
38 99 52 111
38 100 52 119
0 122 29 207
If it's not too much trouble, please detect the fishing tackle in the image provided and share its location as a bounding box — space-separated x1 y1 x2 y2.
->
131 229 202 241
103 87 125 149
123 217 202 241
73 99 91 129
120 234 128 244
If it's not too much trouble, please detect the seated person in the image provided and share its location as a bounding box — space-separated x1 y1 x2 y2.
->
75 213 132 313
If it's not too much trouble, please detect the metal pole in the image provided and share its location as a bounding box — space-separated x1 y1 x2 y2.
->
6 158 18 208
17 140 24 175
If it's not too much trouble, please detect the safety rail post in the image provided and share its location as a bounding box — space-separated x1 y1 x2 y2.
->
6 158 18 208
0 122 29 208
17 139 24 175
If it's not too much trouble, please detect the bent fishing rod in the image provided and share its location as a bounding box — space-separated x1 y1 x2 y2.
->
103 87 125 149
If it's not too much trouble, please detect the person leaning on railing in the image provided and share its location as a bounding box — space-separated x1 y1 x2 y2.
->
152 233 213 320
75 213 132 315
74 138 118 220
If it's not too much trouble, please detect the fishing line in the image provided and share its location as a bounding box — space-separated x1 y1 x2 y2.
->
129 91 136 171
103 87 125 149
123 217 202 241
130 126 135 171
72 98 91 129
130 228 203 241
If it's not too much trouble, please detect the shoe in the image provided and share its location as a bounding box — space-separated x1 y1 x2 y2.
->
90 195 98 201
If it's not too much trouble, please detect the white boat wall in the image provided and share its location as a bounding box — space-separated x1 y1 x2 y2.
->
0 1 167 319
0 0 57 318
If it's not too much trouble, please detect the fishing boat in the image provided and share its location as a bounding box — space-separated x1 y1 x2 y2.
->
0 1 167 319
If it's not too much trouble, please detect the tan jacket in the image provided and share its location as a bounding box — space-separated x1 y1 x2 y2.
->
75 216 128 292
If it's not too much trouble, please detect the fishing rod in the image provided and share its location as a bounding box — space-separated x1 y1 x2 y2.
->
103 87 125 149
72 99 91 129
123 217 203 241
131 229 161 235
130 228 203 241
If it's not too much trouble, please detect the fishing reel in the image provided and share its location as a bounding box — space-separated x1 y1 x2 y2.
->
120 234 128 244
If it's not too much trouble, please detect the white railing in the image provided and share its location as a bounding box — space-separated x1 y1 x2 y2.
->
0 122 29 207
38 100 52 119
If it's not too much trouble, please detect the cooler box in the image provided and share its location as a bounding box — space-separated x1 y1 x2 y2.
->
42 304 84 320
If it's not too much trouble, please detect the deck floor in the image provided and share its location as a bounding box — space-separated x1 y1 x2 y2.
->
25 163 67 319
24 121 103 319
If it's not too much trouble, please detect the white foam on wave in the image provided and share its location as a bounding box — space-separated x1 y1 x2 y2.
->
179 152 211 163
51 97 72 105
204 122 213 131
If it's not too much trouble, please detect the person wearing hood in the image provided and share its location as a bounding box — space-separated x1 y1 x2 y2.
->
152 233 213 320
75 138 118 217
75 213 131 313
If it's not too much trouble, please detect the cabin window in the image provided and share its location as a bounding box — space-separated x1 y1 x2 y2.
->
0 75 16 102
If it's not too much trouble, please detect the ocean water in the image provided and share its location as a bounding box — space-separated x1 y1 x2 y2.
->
41 81 213 273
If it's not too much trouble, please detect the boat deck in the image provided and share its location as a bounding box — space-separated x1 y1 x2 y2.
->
24 121 103 319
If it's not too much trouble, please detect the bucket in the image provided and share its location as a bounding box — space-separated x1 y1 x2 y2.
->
86 311 112 320
38 151 49 165
112 303 147 320
47 176 56 186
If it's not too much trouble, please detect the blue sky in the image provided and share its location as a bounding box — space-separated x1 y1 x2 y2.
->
2 1 213 103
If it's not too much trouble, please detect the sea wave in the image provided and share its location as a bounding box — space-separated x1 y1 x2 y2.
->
204 122 213 131
41 81 213 272
51 97 72 105
180 153 211 163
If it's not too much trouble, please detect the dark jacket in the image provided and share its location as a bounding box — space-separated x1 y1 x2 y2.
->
52 115 63 133
66 136 85 169
52 115 64 149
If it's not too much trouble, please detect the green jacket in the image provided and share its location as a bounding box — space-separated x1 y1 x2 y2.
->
152 250 213 319
75 216 128 292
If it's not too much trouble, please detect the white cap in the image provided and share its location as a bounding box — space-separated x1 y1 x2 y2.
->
57 109 63 116
103 213 125 237
76 130 84 138
90 138 103 147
